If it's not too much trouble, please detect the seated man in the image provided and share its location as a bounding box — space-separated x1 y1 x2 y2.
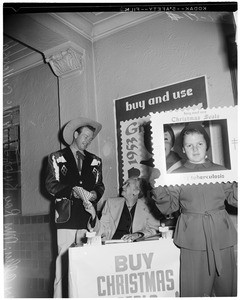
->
83 177 160 242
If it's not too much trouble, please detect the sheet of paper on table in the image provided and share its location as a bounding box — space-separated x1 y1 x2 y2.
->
104 239 130 244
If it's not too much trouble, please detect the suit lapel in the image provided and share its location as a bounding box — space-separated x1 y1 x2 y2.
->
132 199 144 233
110 198 125 236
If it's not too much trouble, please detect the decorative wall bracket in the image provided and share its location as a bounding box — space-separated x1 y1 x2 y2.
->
44 42 85 78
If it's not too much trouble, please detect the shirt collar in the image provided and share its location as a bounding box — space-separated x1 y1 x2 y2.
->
183 158 213 170
70 145 85 157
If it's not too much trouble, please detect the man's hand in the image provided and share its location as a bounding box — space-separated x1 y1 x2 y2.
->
72 186 82 198
72 186 93 201
72 187 97 218
89 191 97 202
83 201 96 219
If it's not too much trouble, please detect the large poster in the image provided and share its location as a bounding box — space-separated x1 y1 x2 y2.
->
69 239 180 298
114 76 208 186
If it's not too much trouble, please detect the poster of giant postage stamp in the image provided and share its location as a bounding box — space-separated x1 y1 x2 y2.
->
115 76 208 186
150 106 237 186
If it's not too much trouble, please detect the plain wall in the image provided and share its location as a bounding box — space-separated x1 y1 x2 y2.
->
3 64 59 214
30 13 99 129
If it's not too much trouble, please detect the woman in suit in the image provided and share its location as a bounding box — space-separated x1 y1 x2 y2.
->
84 177 160 242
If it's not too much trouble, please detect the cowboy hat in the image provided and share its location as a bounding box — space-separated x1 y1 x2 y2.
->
63 117 102 145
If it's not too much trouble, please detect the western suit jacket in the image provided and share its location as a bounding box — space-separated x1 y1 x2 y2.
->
45 147 105 229
90 197 160 240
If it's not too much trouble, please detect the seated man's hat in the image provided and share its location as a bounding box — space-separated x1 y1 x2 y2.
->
63 117 102 145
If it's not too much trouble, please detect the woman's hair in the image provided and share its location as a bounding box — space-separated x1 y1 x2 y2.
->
137 177 150 198
123 177 149 199
179 123 210 151
164 124 175 147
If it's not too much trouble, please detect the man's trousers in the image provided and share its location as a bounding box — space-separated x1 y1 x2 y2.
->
53 229 87 298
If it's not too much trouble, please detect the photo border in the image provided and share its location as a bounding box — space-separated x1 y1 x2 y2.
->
150 106 238 186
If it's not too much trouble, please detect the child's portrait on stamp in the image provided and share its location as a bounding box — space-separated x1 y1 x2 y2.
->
150 106 237 187
167 120 231 174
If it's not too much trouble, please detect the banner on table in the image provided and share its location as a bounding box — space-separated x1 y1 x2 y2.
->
114 76 208 186
69 239 180 298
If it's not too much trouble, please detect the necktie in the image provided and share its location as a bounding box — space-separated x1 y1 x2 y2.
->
76 151 85 172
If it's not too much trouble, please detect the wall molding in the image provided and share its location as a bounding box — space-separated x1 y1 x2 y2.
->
48 13 93 41
3 49 44 78
50 12 164 42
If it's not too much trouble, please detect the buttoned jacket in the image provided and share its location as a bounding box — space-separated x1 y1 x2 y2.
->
152 161 237 251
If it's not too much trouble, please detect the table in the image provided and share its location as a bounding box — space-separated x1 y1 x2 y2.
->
69 238 180 298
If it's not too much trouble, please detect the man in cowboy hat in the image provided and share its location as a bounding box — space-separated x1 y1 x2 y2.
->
45 117 105 298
